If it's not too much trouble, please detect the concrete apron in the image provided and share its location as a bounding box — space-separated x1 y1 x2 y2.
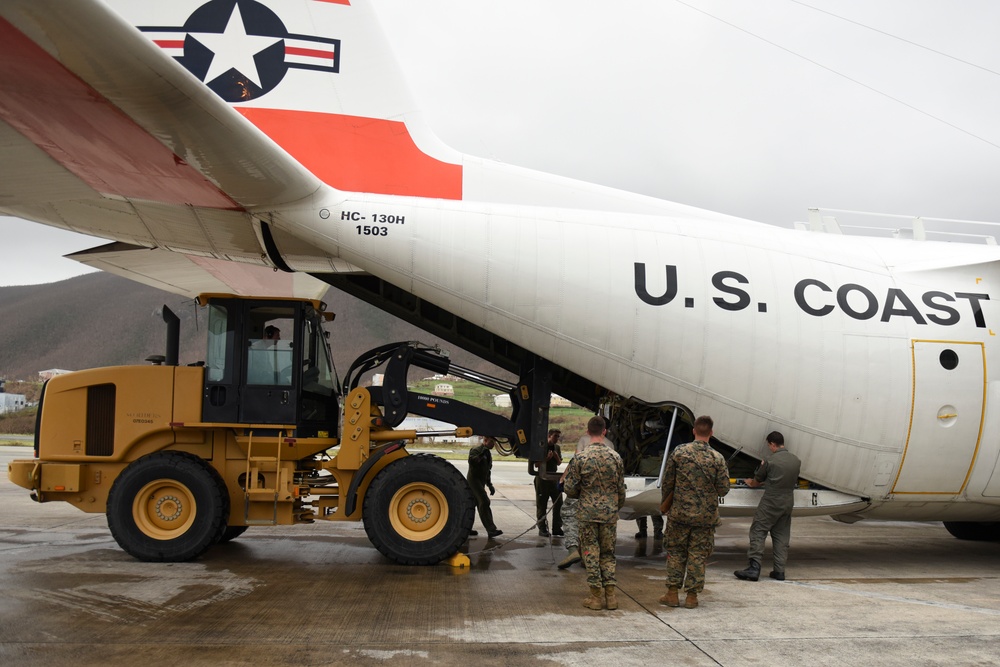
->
2 454 999 666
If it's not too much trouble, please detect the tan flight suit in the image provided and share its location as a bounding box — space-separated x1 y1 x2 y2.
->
747 447 801 573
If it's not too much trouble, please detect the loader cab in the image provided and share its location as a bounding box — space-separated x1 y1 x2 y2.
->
199 294 340 437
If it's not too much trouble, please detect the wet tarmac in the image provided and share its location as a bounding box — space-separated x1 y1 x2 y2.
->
3 446 1000 666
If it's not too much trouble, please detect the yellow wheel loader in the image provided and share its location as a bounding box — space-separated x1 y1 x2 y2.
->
8 294 552 564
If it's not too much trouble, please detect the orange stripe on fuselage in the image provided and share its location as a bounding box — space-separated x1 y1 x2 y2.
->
239 108 462 200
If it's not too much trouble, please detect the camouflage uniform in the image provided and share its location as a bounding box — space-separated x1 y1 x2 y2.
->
564 441 626 588
561 497 580 550
747 447 801 573
562 437 611 551
662 440 731 594
467 443 497 533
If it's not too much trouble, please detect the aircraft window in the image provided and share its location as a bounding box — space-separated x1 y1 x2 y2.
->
939 349 959 370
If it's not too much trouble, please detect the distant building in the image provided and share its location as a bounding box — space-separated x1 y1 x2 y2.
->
0 393 26 414
39 369 72 381
494 393 571 408
432 383 454 396
550 394 571 408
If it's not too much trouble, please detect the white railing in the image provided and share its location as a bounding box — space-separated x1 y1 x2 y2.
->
794 208 998 245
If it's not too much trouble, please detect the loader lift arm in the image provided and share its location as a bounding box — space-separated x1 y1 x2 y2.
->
343 342 551 464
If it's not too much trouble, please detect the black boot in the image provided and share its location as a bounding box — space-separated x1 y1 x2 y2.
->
734 560 761 581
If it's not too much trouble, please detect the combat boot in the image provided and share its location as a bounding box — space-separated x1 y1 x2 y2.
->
769 570 785 581
583 586 604 610
734 559 761 581
557 548 581 569
658 587 680 607
684 591 698 609
605 585 619 610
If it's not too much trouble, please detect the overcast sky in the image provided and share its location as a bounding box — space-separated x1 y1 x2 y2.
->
3 0 1000 286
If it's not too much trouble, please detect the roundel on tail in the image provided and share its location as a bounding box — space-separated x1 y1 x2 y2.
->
140 0 341 103
181 0 289 102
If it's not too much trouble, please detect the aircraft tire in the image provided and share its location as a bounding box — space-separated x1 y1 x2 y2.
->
943 521 1000 541
362 454 474 565
107 452 229 561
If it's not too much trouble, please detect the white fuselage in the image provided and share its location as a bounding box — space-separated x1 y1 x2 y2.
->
271 188 1000 521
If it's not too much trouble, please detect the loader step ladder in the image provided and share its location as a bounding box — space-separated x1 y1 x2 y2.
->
243 432 283 526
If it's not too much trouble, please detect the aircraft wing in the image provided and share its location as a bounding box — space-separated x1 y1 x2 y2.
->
0 0 329 288
65 242 333 299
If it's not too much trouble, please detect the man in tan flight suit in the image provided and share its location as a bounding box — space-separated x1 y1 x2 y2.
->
734 431 801 582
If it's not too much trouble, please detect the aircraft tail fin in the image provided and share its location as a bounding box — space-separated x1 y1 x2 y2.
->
120 0 752 221
129 0 465 200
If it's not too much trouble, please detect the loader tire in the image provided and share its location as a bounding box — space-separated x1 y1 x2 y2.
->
107 452 228 562
362 454 474 565
219 525 249 543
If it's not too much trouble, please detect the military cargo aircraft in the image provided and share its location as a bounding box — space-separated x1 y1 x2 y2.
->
2 0 999 540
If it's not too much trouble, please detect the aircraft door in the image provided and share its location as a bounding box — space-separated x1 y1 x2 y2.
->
892 341 986 495
975 380 1000 497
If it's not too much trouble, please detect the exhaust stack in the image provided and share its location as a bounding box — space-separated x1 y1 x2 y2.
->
160 305 179 367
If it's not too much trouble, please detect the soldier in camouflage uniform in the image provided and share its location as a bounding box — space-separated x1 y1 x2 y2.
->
659 415 731 609
557 494 581 568
557 432 613 569
563 416 626 611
